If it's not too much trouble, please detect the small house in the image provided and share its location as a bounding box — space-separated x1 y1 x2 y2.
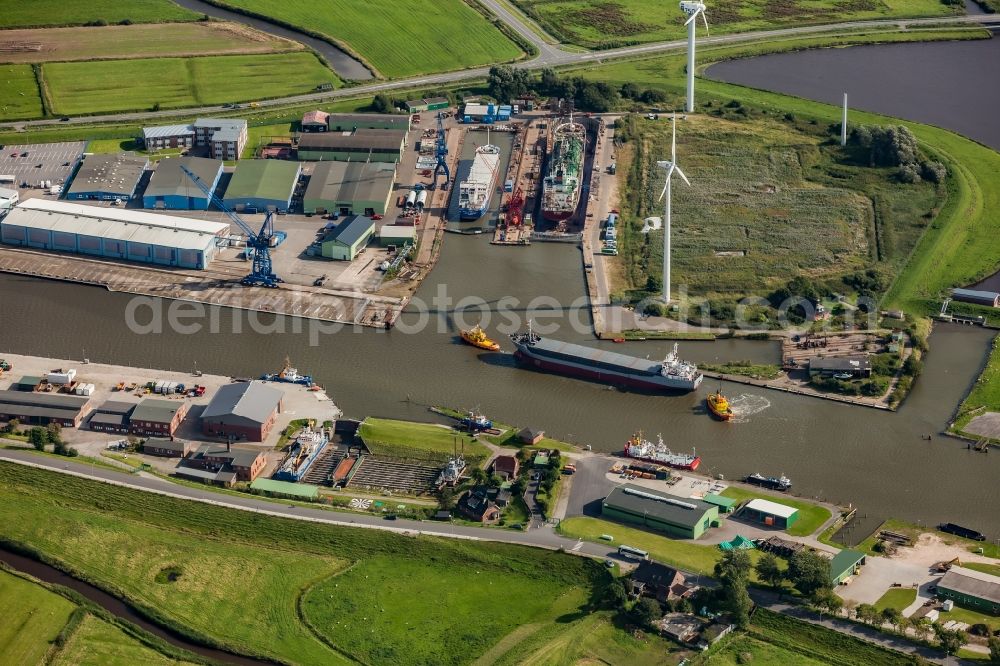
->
628 561 692 602
457 487 501 524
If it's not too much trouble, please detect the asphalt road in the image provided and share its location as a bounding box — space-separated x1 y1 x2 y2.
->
4 14 997 132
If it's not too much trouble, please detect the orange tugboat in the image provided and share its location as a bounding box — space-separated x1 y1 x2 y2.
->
706 388 734 421
461 325 501 352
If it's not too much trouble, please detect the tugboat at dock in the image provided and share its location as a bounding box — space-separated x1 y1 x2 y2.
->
261 357 314 386
745 472 792 491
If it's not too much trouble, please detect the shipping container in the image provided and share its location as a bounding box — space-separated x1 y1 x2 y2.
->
47 369 76 385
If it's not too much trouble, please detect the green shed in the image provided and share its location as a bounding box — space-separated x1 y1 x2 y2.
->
602 483 719 540
703 493 738 513
742 498 799 529
406 97 449 113
250 478 319 500
320 215 376 261
829 549 866 585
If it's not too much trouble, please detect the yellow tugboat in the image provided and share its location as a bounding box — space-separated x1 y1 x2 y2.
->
461 325 501 352
706 388 734 421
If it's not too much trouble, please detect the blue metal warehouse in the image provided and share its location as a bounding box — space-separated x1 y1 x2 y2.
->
143 156 224 210
64 152 149 202
0 199 230 270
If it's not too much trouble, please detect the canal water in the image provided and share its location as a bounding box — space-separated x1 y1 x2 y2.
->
0 547 275 665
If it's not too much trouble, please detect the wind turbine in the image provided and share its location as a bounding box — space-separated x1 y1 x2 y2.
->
656 114 690 304
680 1 709 113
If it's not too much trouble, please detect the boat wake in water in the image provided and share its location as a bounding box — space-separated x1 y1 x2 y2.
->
728 394 771 422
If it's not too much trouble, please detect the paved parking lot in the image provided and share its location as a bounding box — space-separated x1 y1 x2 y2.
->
0 141 86 191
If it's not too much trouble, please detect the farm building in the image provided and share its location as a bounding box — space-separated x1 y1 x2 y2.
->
0 187 19 212
320 214 375 261
200 380 283 443
937 566 1000 614
87 400 136 434
129 398 188 438
222 160 302 213
302 160 396 216
297 129 405 163
952 288 1000 308
378 225 416 247
193 118 248 160
0 390 92 428
64 152 148 202
144 438 196 457
143 156 223 210
301 110 330 132
741 498 799 529
141 124 196 152
406 97 449 113
829 549 866 585
603 484 719 540
0 199 230 270
326 113 410 132
808 356 872 379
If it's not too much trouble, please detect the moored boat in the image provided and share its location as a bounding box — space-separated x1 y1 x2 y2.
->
261 356 314 386
707 389 734 421
745 472 792 491
458 141 501 220
461 325 501 351
541 118 586 223
623 431 700 470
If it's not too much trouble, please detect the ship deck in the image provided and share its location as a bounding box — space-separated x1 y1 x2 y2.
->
527 337 666 375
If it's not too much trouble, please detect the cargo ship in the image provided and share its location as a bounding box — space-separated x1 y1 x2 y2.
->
509 325 702 392
624 431 700 470
541 118 586 223
458 141 501 220
745 473 792 491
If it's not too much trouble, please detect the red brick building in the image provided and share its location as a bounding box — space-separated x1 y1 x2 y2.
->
200 381 283 443
189 443 267 482
490 454 520 480
128 398 188 438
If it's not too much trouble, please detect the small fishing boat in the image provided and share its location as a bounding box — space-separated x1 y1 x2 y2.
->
461 325 501 351
706 389 734 421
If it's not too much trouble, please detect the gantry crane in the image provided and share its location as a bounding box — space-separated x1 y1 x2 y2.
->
180 164 281 288
432 112 450 191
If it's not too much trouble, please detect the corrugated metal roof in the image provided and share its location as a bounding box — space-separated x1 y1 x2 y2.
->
201 380 283 425
744 498 798 518
223 160 301 203
326 113 409 128
0 187 18 200
66 152 148 196
15 198 227 234
379 225 416 239
130 398 182 423
0 389 90 409
303 160 395 205
302 110 330 125
939 566 1000 605
142 124 194 140
323 215 375 248
604 483 716 529
145 156 223 200
952 288 999 302
298 129 405 152
194 118 247 132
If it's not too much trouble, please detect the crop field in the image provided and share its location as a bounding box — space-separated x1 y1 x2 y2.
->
0 64 44 120
0 0 198 28
0 462 605 665
0 569 76 664
513 0 960 49
359 416 490 464
0 23 301 64
42 52 339 116
216 0 524 78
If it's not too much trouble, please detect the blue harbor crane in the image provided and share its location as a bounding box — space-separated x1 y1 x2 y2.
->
432 111 450 191
180 164 281 288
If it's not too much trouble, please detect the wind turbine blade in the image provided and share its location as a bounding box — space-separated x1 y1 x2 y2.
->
701 11 710 36
658 179 668 202
674 165 691 187
671 114 677 161
683 13 697 26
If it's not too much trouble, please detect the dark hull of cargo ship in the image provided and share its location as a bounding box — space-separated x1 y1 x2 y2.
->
541 208 574 223
512 348 700 392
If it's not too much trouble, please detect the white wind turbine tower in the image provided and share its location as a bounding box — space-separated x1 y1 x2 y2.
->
680 1 709 113
656 114 691 304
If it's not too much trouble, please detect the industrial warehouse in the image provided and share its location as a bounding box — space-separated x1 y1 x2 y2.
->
325 113 411 132
201 381 284 443
0 199 230 270
223 159 302 213
143 156 224 210
297 129 406 163
64 152 149 202
603 484 719 540
302 161 396 216
320 214 376 261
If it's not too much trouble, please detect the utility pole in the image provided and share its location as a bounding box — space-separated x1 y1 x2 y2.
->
841 93 848 147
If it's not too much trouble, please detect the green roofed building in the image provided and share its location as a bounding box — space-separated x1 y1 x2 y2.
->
302 160 396 216
603 483 719 540
250 478 319 500
829 549 866 585
320 214 375 261
936 565 1000 615
703 493 737 513
222 160 302 213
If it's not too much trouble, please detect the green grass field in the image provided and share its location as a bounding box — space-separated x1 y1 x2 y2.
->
216 0 524 78
513 0 960 49
0 568 76 664
703 633 829 666
42 52 339 116
0 64 45 120
952 335 1000 434
720 487 832 537
0 0 198 28
936 604 1000 633
0 462 605 665
359 416 491 464
963 561 1000 577
52 613 199 666
873 587 917 612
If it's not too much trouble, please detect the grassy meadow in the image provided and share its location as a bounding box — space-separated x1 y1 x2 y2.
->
0 568 76 664
42 52 339 116
359 416 490 464
0 64 45 120
51 612 200 666
0 23 301 64
719 487 832 537
0 462 606 665
216 0 524 78
0 0 198 28
873 587 917 612
513 0 961 49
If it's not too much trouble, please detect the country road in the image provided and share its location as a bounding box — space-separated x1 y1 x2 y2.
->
3 13 997 132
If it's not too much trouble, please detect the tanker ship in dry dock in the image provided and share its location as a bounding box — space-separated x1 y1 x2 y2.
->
509 327 702 392
541 117 586 223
